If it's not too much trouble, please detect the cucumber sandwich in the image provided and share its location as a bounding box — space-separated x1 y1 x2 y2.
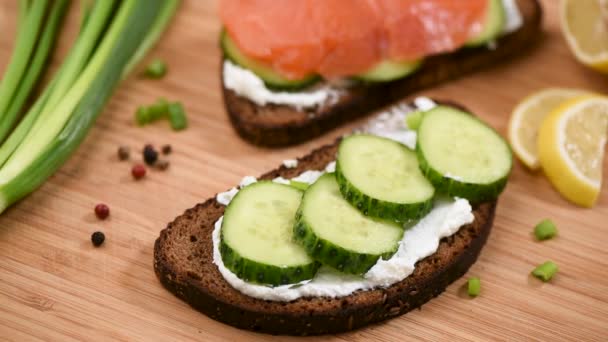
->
219 0 542 146
155 98 511 335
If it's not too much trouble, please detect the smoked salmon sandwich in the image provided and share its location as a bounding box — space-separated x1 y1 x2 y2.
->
219 0 542 146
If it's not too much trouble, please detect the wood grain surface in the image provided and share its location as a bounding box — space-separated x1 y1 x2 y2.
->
0 1 607 341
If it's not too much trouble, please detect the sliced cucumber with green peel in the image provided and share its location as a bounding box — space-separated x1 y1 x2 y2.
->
290 180 310 192
294 174 403 275
405 110 425 131
466 0 506 46
336 135 434 222
355 59 422 82
416 106 512 203
220 31 320 91
220 181 320 286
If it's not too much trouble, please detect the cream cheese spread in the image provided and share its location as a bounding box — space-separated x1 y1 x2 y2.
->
282 159 299 168
223 61 340 110
213 197 473 301
502 0 524 34
213 100 475 301
362 98 437 150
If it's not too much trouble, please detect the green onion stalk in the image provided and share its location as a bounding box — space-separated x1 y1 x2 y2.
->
122 0 180 78
0 0 178 213
0 0 112 167
0 0 70 143
0 0 48 141
18 0 31 31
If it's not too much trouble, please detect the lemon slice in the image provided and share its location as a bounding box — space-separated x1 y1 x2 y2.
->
538 96 608 207
560 0 608 73
509 88 589 170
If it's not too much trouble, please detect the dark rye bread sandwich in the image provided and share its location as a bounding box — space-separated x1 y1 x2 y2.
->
154 100 501 336
222 0 542 147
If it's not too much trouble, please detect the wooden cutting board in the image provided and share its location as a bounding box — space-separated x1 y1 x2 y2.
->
1 1 606 341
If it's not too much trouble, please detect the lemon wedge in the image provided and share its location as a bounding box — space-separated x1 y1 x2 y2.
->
560 0 608 73
509 88 589 170
538 96 608 207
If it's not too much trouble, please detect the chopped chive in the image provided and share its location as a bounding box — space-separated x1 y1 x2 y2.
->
135 106 150 126
290 180 309 191
168 102 187 131
144 58 167 78
405 111 424 131
467 277 481 297
148 98 169 120
532 261 558 282
534 219 558 241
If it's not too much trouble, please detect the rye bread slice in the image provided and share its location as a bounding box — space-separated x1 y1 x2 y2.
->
154 100 498 335
222 0 542 147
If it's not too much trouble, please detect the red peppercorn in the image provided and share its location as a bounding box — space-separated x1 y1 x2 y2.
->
132 164 147 180
94 203 110 220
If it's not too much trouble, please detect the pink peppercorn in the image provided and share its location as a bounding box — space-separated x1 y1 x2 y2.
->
94 203 110 220
132 164 147 180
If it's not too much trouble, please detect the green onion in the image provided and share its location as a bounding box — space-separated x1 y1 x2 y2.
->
79 0 93 33
290 180 310 192
144 58 168 79
168 102 188 131
405 111 424 131
18 0 30 30
467 277 481 297
0 0 69 143
122 0 180 78
0 0 48 135
534 219 558 241
0 1 117 181
0 0 178 213
532 261 558 282
0 1 97 166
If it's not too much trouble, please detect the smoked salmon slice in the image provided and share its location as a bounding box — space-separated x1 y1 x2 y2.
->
220 0 488 80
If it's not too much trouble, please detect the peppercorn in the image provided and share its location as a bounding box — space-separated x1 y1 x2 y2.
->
161 144 172 155
143 145 158 165
156 159 170 170
132 164 147 180
94 203 110 220
118 146 130 161
91 231 105 247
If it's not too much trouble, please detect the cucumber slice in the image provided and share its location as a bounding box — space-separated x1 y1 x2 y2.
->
466 0 506 46
220 181 320 286
416 106 512 203
336 135 434 222
294 174 403 275
355 59 422 82
405 110 425 131
220 30 320 91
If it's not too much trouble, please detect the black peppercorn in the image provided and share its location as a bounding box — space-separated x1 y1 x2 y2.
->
91 231 105 247
143 145 158 165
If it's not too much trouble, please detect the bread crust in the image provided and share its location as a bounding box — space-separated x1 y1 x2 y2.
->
154 136 497 335
222 0 542 147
